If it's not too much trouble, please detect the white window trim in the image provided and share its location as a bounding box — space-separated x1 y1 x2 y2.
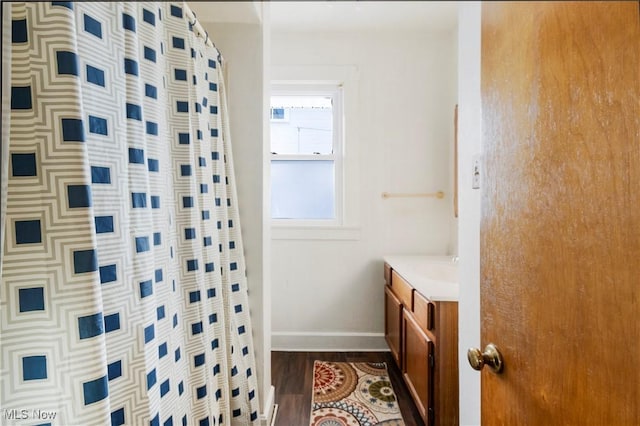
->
269 65 360 240
271 83 343 227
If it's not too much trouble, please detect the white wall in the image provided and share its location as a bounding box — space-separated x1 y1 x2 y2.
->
457 3 482 425
271 29 458 350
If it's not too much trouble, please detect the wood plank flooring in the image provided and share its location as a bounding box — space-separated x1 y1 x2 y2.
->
271 351 425 426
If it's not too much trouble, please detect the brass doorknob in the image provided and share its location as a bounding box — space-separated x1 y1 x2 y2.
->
467 343 504 373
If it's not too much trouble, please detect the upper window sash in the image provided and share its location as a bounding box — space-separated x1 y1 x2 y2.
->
270 85 343 153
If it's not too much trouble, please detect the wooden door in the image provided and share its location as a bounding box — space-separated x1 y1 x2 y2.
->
480 2 640 425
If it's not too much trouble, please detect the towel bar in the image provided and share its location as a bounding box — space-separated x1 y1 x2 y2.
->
381 191 445 199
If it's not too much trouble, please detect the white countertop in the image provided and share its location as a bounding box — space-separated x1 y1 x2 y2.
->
384 255 459 302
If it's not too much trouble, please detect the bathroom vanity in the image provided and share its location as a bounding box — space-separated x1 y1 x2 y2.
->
383 256 459 426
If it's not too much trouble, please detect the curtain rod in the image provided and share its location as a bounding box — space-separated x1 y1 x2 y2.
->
183 2 225 65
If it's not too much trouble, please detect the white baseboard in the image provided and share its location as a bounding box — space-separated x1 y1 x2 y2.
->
271 331 388 352
260 385 276 426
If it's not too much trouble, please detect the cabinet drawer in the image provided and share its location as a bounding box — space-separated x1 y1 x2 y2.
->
384 262 391 284
413 290 434 334
391 270 413 308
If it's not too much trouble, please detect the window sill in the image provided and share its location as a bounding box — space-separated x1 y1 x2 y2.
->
271 225 361 241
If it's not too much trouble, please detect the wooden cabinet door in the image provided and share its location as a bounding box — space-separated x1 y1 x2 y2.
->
384 285 402 367
480 2 640 424
403 309 433 425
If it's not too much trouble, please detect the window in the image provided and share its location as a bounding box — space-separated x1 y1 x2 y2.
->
270 84 343 224
270 107 289 121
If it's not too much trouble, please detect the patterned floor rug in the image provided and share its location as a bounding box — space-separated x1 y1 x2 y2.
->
309 361 406 426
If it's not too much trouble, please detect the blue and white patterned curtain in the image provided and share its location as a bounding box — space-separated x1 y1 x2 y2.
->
1 2 260 425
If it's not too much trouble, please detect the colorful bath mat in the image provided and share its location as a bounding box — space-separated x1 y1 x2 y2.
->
309 361 405 426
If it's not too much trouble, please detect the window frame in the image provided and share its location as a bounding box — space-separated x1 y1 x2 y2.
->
269 65 360 241
270 83 344 227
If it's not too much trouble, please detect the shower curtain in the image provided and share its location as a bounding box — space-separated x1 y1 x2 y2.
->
1 2 260 425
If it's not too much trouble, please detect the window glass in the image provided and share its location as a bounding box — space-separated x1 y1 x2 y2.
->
271 160 335 220
270 96 333 155
270 87 341 223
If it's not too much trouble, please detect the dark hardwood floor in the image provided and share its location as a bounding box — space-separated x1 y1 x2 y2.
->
271 351 425 426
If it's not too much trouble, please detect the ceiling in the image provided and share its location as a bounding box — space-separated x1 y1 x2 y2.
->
190 1 459 33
